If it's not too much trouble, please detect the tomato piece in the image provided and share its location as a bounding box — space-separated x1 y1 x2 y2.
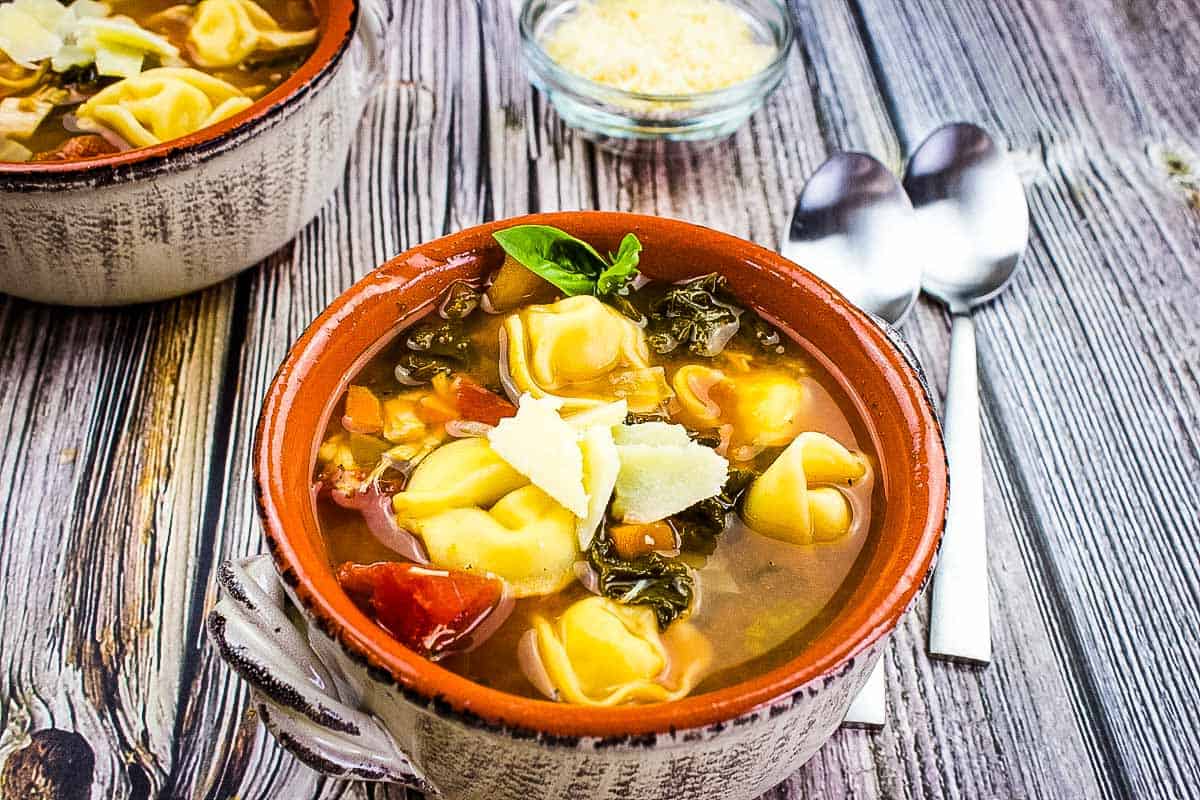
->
34 135 119 161
336 562 509 659
449 375 516 426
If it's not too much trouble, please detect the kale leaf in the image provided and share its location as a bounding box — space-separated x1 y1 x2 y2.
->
439 281 481 320
646 273 743 357
394 352 454 384
646 273 785 358
587 527 694 629
671 467 756 555
406 320 472 362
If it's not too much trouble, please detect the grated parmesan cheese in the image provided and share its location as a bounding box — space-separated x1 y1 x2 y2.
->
541 0 777 96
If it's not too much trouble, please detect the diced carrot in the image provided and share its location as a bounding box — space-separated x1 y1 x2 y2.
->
609 521 677 560
430 372 454 399
450 375 516 426
382 396 425 442
343 385 384 434
416 393 460 423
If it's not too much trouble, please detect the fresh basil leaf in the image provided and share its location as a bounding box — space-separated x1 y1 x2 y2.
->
492 225 607 296
596 233 642 295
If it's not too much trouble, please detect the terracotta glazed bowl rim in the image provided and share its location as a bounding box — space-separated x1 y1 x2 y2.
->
0 0 356 186
255 211 948 740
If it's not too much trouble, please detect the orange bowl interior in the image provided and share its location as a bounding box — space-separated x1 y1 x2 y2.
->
255 211 947 738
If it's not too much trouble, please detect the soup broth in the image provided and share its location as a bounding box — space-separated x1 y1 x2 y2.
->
314 226 881 706
0 0 317 161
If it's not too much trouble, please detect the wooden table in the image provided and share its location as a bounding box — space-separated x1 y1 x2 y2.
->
2 0 1198 797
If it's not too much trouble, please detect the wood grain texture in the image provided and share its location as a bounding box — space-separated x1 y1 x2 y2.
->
0 0 1197 798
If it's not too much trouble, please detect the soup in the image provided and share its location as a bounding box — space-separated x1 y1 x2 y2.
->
0 0 317 162
314 225 880 706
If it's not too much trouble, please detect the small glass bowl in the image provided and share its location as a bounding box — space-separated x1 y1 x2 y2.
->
519 0 795 147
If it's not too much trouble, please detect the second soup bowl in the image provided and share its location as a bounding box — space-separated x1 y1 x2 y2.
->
208 211 946 799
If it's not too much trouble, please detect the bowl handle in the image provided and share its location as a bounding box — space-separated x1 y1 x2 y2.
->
207 556 436 793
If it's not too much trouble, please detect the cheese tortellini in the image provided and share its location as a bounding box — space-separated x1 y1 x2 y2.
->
504 295 672 413
742 432 868 544
392 437 578 597
530 596 712 706
188 0 318 68
672 363 807 449
76 67 252 147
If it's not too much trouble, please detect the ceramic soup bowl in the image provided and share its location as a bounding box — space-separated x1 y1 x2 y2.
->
0 0 388 307
207 212 947 799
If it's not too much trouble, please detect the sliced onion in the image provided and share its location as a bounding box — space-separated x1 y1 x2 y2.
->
340 414 379 435
573 560 601 595
63 113 131 151
330 485 429 564
444 581 515 657
393 363 425 387
730 443 765 462
517 628 557 701
495 328 522 405
444 419 492 438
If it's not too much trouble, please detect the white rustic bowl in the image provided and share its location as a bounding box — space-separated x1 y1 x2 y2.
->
0 0 388 306
208 213 948 799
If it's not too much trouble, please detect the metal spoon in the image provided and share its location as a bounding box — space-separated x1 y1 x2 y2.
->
784 152 923 727
784 152 922 322
903 123 1029 664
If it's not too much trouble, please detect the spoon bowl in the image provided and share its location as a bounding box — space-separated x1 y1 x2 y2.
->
784 152 921 325
904 123 1029 312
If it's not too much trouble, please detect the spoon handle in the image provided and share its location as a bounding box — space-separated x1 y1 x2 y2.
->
928 313 992 664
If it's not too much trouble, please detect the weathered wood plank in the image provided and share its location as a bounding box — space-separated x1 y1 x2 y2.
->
846 0 1200 796
2 0 1197 798
0 286 237 798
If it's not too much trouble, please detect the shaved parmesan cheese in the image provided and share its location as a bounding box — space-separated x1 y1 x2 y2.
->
0 5 63 67
577 425 620 549
541 0 777 97
612 438 727 523
564 399 628 431
78 17 178 58
51 44 93 72
69 0 110 19
613 421 691 448
0 98 54 139
0 137 32 162
488 394 588 517
92 40 143 78
12 0 69 30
